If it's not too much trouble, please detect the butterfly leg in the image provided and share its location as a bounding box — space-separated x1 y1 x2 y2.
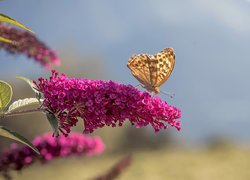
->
135 84 145 88
149 92 156 104
135 84 148 90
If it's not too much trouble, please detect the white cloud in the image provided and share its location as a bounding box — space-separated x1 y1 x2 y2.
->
192 0 250 33
148 0 250 33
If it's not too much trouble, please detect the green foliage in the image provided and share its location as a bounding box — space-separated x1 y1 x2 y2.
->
0 13 34 43
46 113 59 136
0 126 39 154
0 36 12 43
0 13 33 33
0 80 40 154
16 76 42 101
8 98 41 112
0 80 12 110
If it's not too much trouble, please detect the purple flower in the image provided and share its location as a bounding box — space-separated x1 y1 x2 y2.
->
34 70 181 136
0 132 105 177
0 23 60 68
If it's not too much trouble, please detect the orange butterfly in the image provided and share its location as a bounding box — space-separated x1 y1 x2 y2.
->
127 48 175 94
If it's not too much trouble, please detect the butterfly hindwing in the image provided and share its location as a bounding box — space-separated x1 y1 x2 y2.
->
127 54 151 87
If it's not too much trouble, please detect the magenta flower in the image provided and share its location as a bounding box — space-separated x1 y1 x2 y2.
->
34 70 181 136
0 23 60 68
0 132 105 178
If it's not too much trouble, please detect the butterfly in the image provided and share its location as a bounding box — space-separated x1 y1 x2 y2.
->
127 48 175 94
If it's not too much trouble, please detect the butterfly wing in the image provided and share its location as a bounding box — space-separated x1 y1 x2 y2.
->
151 48 175 87
127 54 152 87
147 54 159 86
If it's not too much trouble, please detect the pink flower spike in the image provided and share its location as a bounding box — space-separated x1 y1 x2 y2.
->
34 70 182 136
0 132 105 177
0 23 60 68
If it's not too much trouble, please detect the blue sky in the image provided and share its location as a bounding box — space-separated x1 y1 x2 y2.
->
1 0 250 143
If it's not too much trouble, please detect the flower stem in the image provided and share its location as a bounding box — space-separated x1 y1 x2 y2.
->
1 108 45 118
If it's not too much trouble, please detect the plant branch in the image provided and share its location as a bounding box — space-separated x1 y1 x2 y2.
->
92 154 132 180
1 108 45 118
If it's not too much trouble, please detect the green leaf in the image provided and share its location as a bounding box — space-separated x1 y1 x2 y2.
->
0 13 33 33
46 113 59 136
0 80 13 110
36 92 42 103
0 126 39 154
16 76 38 93
0 36 12 43
8 98 42 112
16 76 41 101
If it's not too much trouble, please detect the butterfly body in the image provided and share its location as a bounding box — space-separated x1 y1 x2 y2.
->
127 48 175 94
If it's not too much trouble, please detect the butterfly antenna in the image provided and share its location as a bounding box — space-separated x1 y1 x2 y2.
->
161 90 175 98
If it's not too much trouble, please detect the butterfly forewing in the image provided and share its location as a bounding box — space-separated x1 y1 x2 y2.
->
153 48 175 87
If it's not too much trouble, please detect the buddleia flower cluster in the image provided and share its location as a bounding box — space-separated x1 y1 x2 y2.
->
0 132 105 179
34 70 181 136
0 23 60 68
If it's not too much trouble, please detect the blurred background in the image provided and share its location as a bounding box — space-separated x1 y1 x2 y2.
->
1 0 250 179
